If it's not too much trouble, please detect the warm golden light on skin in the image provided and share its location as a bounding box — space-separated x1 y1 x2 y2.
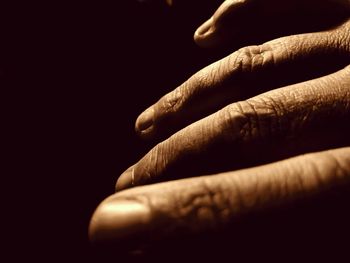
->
89 0 350 254
89 200 151 242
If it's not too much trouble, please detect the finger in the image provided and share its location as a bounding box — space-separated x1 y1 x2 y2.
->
91 147 350 252
194 0 350 48
118 65 350 190
194 0 257 48
135 22 350 140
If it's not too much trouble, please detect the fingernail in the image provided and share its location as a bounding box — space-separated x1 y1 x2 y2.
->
89 199 151 244
194 17 214 37
115 166 134 191
135 107 154 132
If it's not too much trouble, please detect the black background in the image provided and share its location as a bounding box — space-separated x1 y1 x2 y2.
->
2 1 223 262
2 1 349 262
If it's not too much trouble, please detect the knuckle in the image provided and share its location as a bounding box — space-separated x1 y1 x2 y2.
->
230 44 276 74
178 179 233 231
219 103 252 142
234 101 261 141
255 94 291 135
220 96 286 142
159 87 184 115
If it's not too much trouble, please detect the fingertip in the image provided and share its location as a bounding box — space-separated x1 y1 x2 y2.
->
88 211 99 244
88 198 113 244
135 107 157 139
135 107 154 133
88 198 152 244
195 17 214 36
115 167 134 192
193 18 219 48
194 0 249 48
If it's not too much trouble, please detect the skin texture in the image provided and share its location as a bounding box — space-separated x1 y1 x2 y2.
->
89 0 350 255
92 147 350 241
194 0 350 48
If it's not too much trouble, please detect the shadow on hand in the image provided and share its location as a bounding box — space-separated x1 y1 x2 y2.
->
90 182 350 263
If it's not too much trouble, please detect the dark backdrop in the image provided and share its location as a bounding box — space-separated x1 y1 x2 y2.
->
2 1 349 262
2 1 223 262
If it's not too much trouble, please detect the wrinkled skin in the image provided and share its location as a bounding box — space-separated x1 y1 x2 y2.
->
89 0 350 258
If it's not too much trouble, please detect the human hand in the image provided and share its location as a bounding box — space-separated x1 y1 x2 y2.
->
89 0 350 256
194 0 350 48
